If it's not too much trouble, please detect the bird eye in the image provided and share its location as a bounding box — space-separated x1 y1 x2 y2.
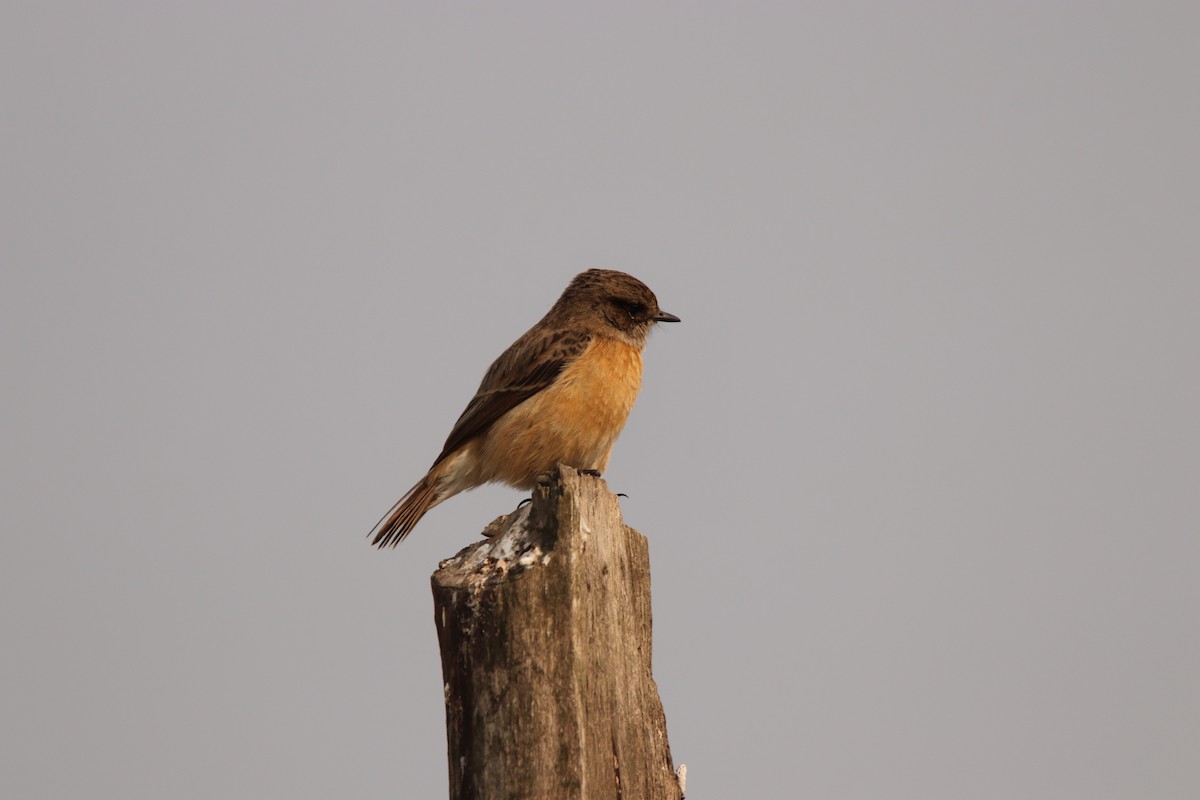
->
614 299 646 319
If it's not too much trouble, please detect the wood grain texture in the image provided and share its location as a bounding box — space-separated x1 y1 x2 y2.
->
431 466 681 800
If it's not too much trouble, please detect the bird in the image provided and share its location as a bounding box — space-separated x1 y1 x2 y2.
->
370 268 680 548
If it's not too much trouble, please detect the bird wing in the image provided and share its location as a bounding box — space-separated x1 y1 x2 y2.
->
430 328 593 468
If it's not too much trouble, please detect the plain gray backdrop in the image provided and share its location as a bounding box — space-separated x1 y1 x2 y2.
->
3 2 1197 798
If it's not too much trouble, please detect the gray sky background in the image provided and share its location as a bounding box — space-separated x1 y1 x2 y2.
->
3 3 1198 798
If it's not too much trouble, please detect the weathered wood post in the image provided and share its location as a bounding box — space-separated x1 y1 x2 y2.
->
431 466 682 800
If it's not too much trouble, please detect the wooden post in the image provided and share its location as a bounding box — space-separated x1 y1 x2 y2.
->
431 466 683 800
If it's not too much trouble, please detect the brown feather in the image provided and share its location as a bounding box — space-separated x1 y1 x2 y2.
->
370 472 440 548
431 329 592 468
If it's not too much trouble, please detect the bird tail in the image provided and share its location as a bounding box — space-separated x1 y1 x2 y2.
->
370 469 442 548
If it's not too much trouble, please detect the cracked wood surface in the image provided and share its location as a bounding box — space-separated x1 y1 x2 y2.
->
431 466 681 800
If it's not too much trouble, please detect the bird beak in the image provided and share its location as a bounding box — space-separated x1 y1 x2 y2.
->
653 311 681 323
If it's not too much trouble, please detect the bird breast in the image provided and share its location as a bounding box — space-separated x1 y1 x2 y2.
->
476 336 644 488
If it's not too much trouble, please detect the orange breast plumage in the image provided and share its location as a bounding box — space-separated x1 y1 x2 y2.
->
474 336 644 488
